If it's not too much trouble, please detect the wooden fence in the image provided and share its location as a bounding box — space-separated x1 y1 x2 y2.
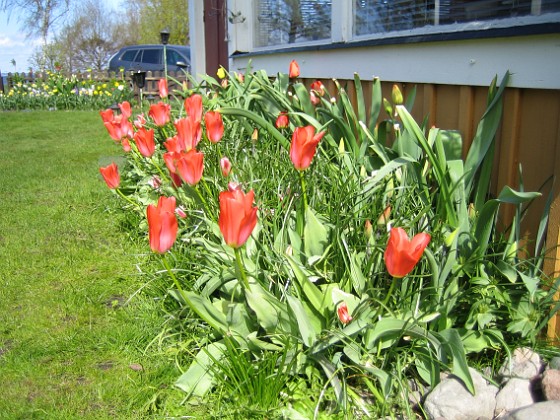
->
302 77 560 339
1 70 189 100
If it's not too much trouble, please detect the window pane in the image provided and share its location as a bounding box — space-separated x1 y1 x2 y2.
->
255 0 332 47
141 49 160 64
121 50 138 62
354 0 560 37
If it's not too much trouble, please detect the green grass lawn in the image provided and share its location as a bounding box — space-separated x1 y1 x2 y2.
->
0 111 185 419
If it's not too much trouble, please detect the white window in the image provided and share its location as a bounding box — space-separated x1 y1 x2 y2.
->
254 0 332 47
353 0 560 38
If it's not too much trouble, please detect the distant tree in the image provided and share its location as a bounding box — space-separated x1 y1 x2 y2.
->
30 1 119 71
123 0 190 45
0 0 73 44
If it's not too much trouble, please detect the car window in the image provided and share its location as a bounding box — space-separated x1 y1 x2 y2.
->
166 49 185 65
140 49 161 64
121 50 138 62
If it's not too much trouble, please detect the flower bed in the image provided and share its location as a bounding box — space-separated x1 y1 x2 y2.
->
0 70 133 111
98 64 559 417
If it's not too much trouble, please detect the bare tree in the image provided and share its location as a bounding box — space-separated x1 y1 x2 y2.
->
0 0 72 44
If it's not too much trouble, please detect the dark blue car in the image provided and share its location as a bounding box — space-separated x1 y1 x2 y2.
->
108 44 191 73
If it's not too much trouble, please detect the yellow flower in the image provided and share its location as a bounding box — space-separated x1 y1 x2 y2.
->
217 67 226 79
102 83 107 88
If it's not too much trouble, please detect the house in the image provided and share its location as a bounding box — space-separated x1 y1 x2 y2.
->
188 0 560 336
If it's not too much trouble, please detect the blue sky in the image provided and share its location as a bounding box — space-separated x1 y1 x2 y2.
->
0 0 122 73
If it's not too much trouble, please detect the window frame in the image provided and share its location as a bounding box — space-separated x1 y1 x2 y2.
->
245 0 560 54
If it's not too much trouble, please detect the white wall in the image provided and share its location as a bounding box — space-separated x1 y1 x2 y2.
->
230 33 560 89
188 0 206 80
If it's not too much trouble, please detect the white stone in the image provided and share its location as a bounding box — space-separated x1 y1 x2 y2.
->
502 400 560 420
424 368 498 420
498 347 542 382
494 378 535 417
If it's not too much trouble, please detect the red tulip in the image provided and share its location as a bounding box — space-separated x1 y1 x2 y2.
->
134 127 156 157
275 112 289 129
310 80 325 96
219 188 258 248
176 149 204 186
100 108 113 123
204 111 224 143
289 126 326 171
289 60 300 78
147 196 178 254
164 136 181 153
103 115 133 141
220 156 231 177
119 101 132 119
134 113 146 129
337 303 352 324
384 227 431 278
121 137 131 153
310 91 320 106
175 116 202 151
158 78 168 98
185 94 203 123
148 102 171 126
99 163 120 189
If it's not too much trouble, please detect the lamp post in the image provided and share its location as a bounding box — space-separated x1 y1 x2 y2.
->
160 28 170 81
131 70 146 110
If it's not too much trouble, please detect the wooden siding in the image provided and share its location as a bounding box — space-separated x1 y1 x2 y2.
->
304 77 560 338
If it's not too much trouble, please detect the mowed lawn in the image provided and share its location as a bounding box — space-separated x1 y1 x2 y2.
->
0 111 183 419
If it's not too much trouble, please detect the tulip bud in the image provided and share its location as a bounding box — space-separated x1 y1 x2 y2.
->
252 128 259 142
377 206 391 226
337 303 352 324
338 138 345 155
365 220 373 239
175 206 187 218
383 98 393 116
217 67 226 79
220 156 232 177
392 84 403 105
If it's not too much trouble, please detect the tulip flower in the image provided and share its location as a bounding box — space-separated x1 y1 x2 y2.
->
121 137 132 153
275 112 289 129
175 116 202 150
164 136 182 153
163 152 184 187
185 94 203 123
310 91 320 106
134 113 146 129
176 150 204 186
148 102 171 127
289 60 300 78
220 156 232 177
217 67 226 79
204 111 224 143
219 188 258 249
119 101 132 119
147 196 178 254
158 78 168 98
310 80 325 96
99 163 120 189
134 127 156 157
103 115 133 142
337 302 352 324
384 227 431 278
289 126 326 171
100 108 113 124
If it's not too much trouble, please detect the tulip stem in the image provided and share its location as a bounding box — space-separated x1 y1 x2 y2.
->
234 247 250 290
375 276 397 320
162 253 186 298
115 188 140 208
299 170 308 214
